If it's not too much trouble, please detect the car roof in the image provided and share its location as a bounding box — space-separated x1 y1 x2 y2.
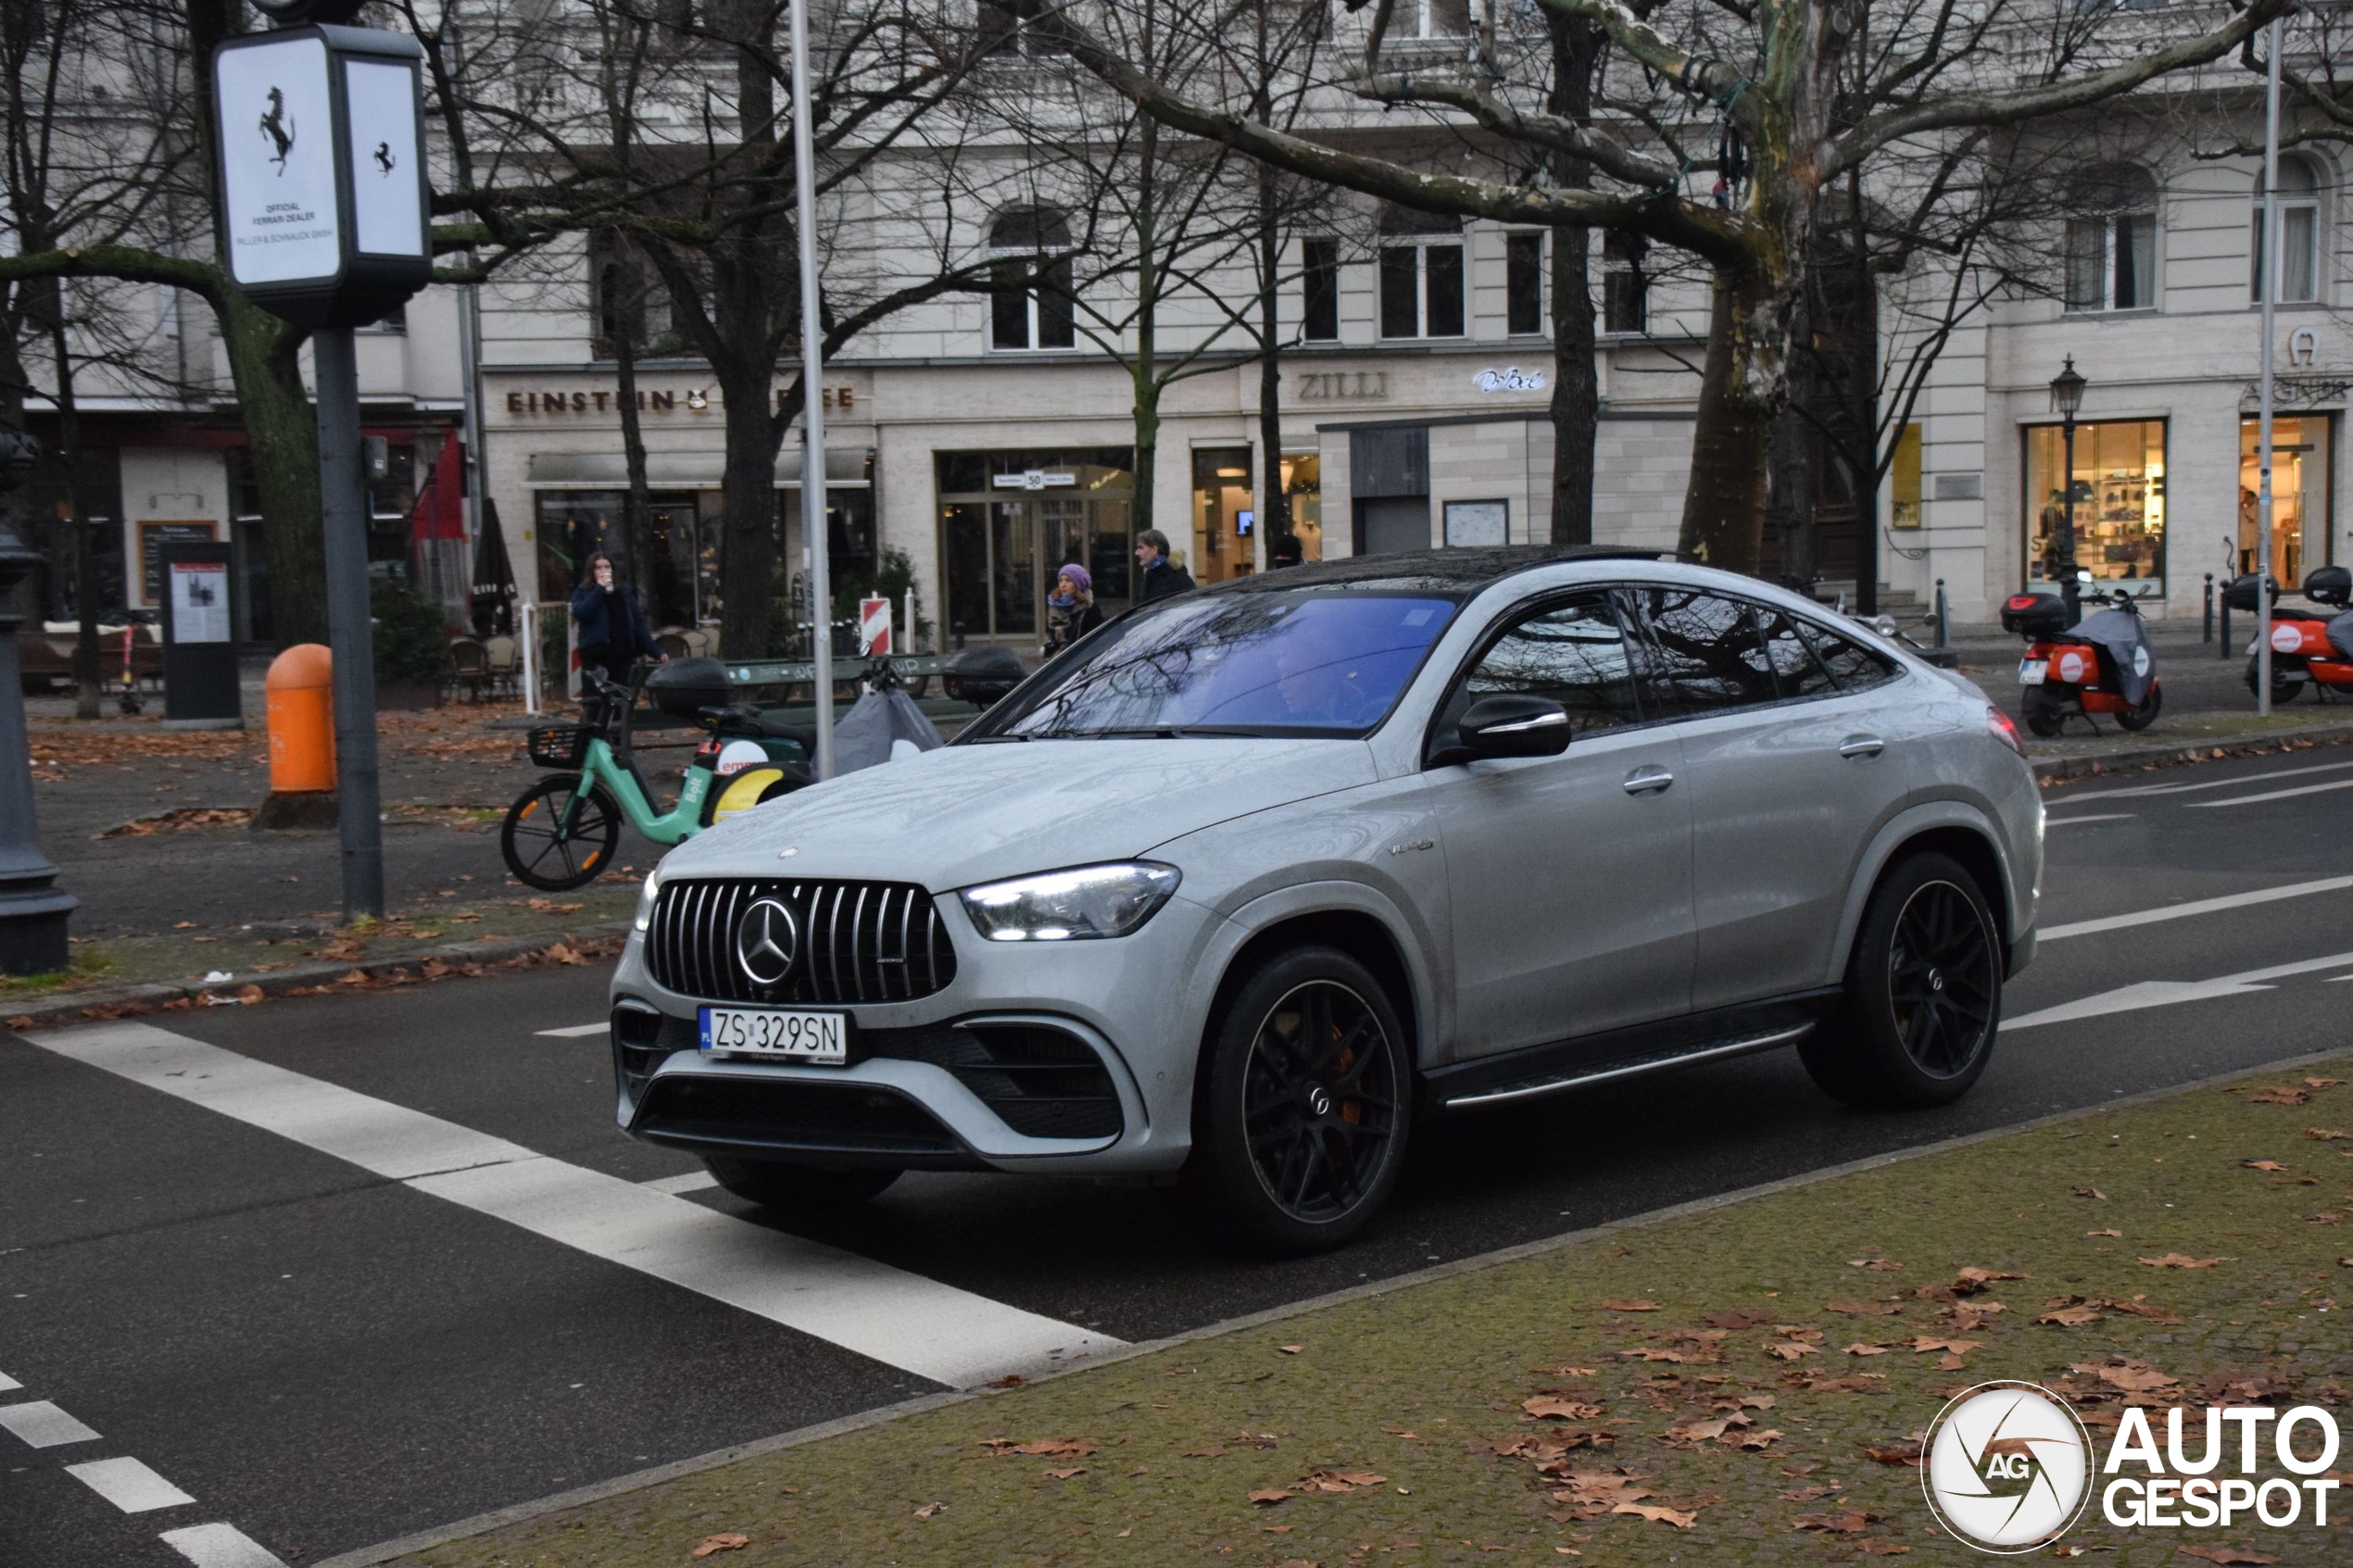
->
1206 545 1672 596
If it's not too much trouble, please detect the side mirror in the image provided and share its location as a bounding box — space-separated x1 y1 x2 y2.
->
2074 568 2095 585
1458 694 1571 759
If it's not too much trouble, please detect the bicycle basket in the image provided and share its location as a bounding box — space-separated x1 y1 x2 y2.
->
526 725 588 769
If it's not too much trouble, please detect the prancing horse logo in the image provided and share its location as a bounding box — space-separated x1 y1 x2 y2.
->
735 897 799 987
373 141 395 175
258 87 296 176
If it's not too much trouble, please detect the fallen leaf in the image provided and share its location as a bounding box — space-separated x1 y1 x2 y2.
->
1856 1542 1911 1557
2243 1160 2291 1173
1861 1445 1922 1467
2179 1548 2276 1565
2139 1254 2229 1269
2308 1077 2347 1090
1765 1341 1818 1361
1182 1442 1227 1458
2308 1128 2353 1141
1525 1397 1605 1421
985 1437 1098 1457
1937 1354 1969 1371
1044 1466 1086 1479
1600 1299 1660 1312
1952 1267 2025 1291
912 1502 945 1519
1612 1502 1696 1527
1911 1337 1980 1355
2075 1360 2180 1395
1847 1259 1903 1272
2249 1086 2311 1106
2084 1228 2123 1239
2071 1186 2108 1199
1725 1427 1783 1451
1301 1466 1385 1492
1664 1416 1735 1444
1247 1488 1290 1506
1825 1300 1903 1317
1792 1510 1875 1533
1702 1309 1776 1330
2039 1305 2105 1327
690 1536 750 1558
1845 1343 1894 1356
1277 1345 1304 1355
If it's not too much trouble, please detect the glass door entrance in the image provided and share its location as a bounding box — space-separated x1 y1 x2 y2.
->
938 450 1137 643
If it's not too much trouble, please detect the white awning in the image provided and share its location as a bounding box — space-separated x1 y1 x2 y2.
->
523 448 872 489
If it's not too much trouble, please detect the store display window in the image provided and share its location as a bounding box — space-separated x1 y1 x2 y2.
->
2025 419 2167 596
2237 417 2333 583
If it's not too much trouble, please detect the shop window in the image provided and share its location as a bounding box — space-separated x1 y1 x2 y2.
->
2025 419 2167 594
1191 447 1253 585
2064 163 2158 312
2252 155 2322 304
1378 207 1464 339
1278 451 1323 564
1301 237 1340 342
1891 423 1923 530
988 207 1076 350
2238 417 2332 583
1602 232 1646 333
937 450 1136 639
1505 232 1544 336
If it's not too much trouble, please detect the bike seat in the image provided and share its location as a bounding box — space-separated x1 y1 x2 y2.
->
698 705 818 748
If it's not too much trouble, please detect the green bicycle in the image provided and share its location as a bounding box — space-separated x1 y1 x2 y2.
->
499 662 812 892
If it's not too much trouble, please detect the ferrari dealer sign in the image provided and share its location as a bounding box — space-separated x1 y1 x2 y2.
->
212 25 432 326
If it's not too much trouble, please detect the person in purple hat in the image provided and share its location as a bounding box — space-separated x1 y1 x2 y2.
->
1043 561 1101 656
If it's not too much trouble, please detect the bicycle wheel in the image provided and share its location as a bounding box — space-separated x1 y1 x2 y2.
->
501 774 623 891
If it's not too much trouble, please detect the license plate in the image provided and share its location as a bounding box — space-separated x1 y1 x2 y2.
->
698 1005 847 1064
2018 659 2047 686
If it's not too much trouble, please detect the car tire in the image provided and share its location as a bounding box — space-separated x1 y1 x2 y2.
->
701 1157 900 1210
1800 851 2003 1110
1187 946 1412 1257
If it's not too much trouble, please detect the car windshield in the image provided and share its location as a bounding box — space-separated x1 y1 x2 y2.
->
977 590 1461 739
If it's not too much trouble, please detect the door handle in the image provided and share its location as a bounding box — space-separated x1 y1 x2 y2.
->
1838 734 1886 759
1622 766 1675 795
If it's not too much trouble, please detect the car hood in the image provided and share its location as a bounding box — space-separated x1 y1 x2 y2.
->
653 736 1378 890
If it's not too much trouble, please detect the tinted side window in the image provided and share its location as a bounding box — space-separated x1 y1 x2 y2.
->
1795 618 1902 690
1456 596 1643 737
1755 605 1839 699
1626 587 1778 715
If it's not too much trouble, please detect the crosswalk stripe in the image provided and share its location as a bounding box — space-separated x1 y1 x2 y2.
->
26 1022 1123 1388
0 1399 101 1448
534 1022 609 1037
67 1456 196 1512
159 1522 289 1568
640 1170 721 1196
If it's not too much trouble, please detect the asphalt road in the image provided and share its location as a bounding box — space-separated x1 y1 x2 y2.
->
6 744 2353 1566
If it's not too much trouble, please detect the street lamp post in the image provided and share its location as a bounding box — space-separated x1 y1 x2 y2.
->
2049 357 2087 627
0 428 79 975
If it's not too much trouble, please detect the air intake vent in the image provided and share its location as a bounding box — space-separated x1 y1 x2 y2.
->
647 878 956 1005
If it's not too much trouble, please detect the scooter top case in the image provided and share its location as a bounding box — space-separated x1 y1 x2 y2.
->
2067 604 2158 705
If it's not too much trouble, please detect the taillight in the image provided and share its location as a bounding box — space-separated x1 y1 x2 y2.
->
1987 708 2026 758
2005 595 2040 613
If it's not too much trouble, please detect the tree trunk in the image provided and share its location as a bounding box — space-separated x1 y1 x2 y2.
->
1545 14 1600 546
1677 263 1790 574
612 319 655 614
1846 166 1881 617
716 360 781 658
1129 113 1161 543
1255 162 1288 556
216 295 328 647
47 312 100 717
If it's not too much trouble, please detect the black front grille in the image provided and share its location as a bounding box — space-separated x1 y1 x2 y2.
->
634 1076 963 1157
648 878 956 1004
862 1022 1124 1140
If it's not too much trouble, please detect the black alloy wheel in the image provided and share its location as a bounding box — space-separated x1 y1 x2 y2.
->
1191 947 1411 1255
500 774 622 891
1800 850 2002 1110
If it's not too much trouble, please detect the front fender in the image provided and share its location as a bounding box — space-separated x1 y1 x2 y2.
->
1823 798 2038 990
1196 879 1450 1073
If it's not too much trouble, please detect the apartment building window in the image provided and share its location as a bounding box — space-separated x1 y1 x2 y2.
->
989 207 1076 350
1602 232 1647 333
1302 237 1340 341
2064 163 2158 312
589 228 674 358
1505 232 1544 335
2252 155 2321 304
1378 207 1464 339
1417 0 1470 35
976 0 1061 59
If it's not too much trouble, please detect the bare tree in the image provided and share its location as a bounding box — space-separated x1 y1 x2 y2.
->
1003 0 2288 573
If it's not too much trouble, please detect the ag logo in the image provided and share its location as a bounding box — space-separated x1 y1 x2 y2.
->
1921 1381 2093 1552
734 897 799 987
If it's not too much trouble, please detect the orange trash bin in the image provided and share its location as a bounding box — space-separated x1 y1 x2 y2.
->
266 644 337 795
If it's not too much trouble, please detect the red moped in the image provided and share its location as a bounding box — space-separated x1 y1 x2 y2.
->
2000 577 2162 736
2238 565 2353 706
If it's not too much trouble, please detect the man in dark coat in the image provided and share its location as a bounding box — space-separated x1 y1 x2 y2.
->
569 552 663 695
1134 529 1196 605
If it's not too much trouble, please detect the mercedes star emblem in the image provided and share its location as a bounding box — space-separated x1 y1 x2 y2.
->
734 897 799 987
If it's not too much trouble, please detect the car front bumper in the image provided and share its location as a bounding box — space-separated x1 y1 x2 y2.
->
607 890 1223 1175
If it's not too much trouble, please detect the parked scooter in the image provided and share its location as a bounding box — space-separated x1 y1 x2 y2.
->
2237 564 2353 705
2000 571 2162 736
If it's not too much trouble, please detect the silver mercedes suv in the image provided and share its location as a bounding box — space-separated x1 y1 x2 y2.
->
609 547 2042 1253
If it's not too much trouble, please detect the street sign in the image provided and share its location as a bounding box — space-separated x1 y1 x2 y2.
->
212 25 432 328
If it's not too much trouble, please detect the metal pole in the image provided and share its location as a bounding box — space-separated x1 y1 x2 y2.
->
788 0 835 781
2204 572 2214 645
2060 411 2080 628
314 327 385 921
1933 578 1949 649
2258 15 2283 717
0 433 77 975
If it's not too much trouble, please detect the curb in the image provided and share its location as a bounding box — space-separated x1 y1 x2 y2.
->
317 1040 2353 1568
0 921 632 1029
2028 716 2353 781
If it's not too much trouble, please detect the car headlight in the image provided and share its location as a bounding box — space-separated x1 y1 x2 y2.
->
633 871 661 932
960 862 1181 942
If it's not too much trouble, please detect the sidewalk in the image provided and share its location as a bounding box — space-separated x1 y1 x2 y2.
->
359 1053 2353 1568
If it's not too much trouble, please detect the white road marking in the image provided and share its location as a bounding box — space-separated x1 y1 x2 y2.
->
0 1371 18 1391
535 1022 609 1038
26 1022 1123 1388
0 1399 100 1448
2045 813 2136 827
67 1456 195 1512
2053 759 2353 804
2040 875 2353 941
2186 778 2353 809
160 1522 290 1568
2003 949 2353 1031
641 1171 720 1196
